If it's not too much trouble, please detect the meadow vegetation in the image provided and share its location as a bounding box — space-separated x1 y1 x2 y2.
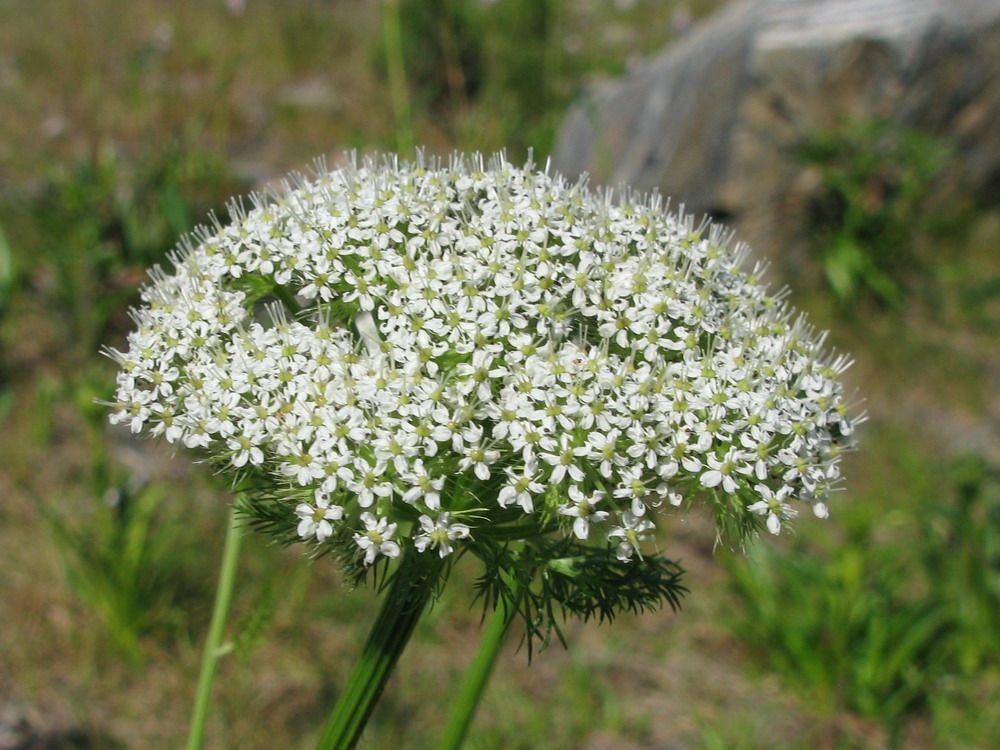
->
1 1 998 748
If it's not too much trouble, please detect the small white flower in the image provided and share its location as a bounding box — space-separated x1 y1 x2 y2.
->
413 513 471 557
458 441 500 481
295 494 344 542
400 459 445 509
699 447 752 494
353 512 401 564
558 486 609 540
497 463 543 512
748 484 798 535
227 423 266 467
613 466 653 516
282 444 327 486
540 435 588 484
608 511 656 561
586 428 627 478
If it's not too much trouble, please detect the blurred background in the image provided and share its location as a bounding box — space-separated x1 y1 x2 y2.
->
1 0 998 748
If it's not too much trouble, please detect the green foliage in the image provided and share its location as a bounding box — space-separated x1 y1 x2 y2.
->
724 451 1000 741
727 540 949 726
544 545 687 624
799 119 948 306
391 0 569 155
919 456 1000 673
473 537 686 656
43 480 202 662
927 672 1000 750
241 479 687 660
276 0 351 74
25 143 236 361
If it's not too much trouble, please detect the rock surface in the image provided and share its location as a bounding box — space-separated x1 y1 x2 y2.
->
554 0 1000 267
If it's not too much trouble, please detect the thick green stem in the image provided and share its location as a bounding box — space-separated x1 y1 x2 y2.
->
315 555 440 750
186 503 243 750
438 597 516 750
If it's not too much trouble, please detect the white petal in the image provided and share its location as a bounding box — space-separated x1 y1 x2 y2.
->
701 470 722 488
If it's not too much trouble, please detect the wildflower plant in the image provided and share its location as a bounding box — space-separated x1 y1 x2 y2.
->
106 153 857 749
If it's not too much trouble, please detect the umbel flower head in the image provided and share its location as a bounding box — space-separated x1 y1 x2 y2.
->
107 152 856 586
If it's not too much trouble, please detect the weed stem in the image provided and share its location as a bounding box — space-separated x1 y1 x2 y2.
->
186 503 243 750
438 593 515 750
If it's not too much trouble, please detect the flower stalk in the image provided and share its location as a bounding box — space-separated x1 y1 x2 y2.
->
186 503 243 750
438 591 517 750
315 550 442 750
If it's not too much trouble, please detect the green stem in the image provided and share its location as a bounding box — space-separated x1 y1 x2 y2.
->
315 554 440 750
438 597 516 750
381 0 414 156
186 503 243 750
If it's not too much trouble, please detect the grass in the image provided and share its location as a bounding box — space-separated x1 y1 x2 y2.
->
797 118 950 307
723 429 1000 747
1 0 998 748
42 479 191 663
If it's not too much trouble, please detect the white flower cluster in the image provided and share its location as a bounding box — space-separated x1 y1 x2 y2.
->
107 153 856 565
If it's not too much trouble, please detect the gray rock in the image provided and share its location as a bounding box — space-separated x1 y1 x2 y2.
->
554 0 1000 266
